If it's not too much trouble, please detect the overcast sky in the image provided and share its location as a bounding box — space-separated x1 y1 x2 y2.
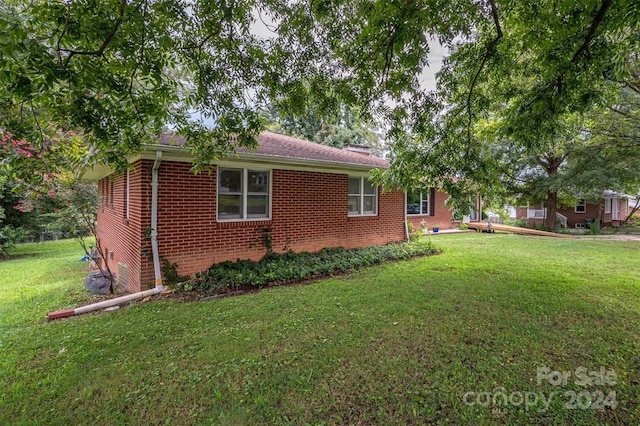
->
420 39 446 92
251 10 446 92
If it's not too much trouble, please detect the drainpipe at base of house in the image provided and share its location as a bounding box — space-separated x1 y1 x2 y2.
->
47 286 165 320
46 151 166 321
151 150 163 287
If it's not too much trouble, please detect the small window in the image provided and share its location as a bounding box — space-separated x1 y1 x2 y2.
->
348 176 378 216
407 190 430 215
101 177 114 209
125 170 130 220
218 168 270 221
98 179 104 208
604 198 611 214
575 199 586 213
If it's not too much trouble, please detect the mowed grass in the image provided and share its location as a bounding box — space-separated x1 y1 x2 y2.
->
1 234 639 425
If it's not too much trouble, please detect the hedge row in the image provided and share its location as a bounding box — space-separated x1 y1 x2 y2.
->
174 240 440 294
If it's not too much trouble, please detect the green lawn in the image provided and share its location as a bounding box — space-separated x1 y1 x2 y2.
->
1 234 639 425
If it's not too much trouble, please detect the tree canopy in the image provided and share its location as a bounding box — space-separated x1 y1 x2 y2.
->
1 0 638 193
260 102 386 155
376 1 639 212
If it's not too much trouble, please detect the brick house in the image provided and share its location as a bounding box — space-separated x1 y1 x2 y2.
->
515 191 631 229
404 188 482 231
85 131 417 293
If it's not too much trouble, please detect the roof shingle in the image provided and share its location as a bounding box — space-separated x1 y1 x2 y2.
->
157 131 388 168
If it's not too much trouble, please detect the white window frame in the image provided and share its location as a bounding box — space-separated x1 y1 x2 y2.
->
575 199 586 213
348 176 378 216
406 190 430 216
125 169 130 220
217 167 271 222
604 198 611 214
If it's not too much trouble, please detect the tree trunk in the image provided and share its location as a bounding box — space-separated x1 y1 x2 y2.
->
545 191 558 230
624 196 640 223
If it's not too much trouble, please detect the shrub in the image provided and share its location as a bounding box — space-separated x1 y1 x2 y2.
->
587 221 601 235
0 225 23 257
160 257 190 286
183 241 440 294
505 218 528 228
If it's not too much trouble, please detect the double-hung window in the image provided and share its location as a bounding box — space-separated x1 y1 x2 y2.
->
406 190 430 215
575 199 586 213
218 168 270 220
604 198 612 214
348 176 377 216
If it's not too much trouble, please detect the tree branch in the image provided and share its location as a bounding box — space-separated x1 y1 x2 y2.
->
126 1 147 128
609 106 634 118
520 0 613 113
464 0 503 157
62 0 128 67
571 0 612 63
29 100 45 147
624 81 640 95
55 2 72 65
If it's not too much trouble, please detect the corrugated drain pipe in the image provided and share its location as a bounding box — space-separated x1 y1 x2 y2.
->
48 151 165 321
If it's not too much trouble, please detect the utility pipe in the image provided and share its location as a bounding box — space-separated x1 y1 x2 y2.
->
47 286 165 320
151 150 163 286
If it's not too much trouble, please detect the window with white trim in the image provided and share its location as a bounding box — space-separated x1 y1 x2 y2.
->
348 176 377 216
604 198 611 214
218 168 270 220
406 190 430 215
125 169 130 220
575 199 586 213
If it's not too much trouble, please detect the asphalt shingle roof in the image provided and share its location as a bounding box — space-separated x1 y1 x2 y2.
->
157 131 388 168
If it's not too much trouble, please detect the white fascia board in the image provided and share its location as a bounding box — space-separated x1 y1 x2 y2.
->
81 144 385 180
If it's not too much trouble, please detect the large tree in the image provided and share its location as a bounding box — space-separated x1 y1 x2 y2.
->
375 1 638 208
260 102 386 155
1 0 637 182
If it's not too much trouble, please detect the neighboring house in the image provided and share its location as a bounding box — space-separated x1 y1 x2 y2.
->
84 132 408 293
405 188 482 231
515 190 631 229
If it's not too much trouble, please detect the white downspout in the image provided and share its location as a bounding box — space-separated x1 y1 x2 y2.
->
46 151 166 321
151 150 163 287
404 191 410 241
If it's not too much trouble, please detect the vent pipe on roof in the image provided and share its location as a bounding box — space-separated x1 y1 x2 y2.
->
343 144 372 156
151 150 163 287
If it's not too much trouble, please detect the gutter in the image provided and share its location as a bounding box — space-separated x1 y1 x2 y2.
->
151 150 163 286
83 144 385 181
144 144 385 171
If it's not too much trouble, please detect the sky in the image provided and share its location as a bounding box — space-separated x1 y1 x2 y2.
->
250 9 447 92
192 12 447 127
420 39 447 92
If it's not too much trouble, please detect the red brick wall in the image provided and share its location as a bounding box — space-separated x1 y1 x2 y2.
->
99 160 407 292
557 204 600 228
558 200 628 227
96 160 151 293
516 200 629 228
407 190 454 230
